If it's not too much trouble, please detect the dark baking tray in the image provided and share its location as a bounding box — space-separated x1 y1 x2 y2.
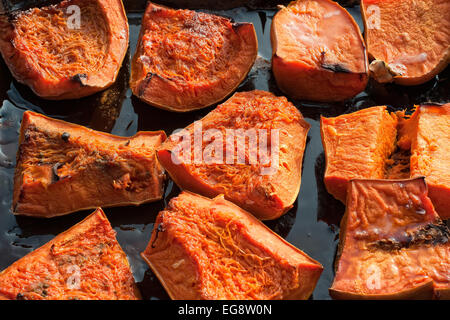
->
0 0 448 300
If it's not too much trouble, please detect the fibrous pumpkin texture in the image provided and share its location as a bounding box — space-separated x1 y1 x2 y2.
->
0 0 129 99
271 0 368 102
142 191 323 300
361 0 450 85
157 90 310 220
0 208 140 300
13 111 166 218
130 2 258 112
330 178 450 300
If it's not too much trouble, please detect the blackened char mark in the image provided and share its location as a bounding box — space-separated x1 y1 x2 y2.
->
139 72 155 97
320 51 352 73
71 73 88 86
321 63 351 73
369 220 450 251
139 72 175 97
51 162 71 183
61 132 70 142
151 222 165 248
232 22 251 31
16 293 25 300
52 162 62 183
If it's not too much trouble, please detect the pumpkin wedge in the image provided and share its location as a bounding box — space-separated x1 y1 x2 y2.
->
130 2 258 112
361 0 450 85
13 111 166 218
271 0 368 102
397 104 450 219
157 90 310 220
320 106 398 203
142 191 323 300
0 0 129 99
0 208 140 300
321 104 450 219
330 178 450 299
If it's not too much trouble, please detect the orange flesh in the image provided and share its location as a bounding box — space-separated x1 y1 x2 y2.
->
13 111 166 217
321 104 450 219
321 106 398 202
130 2 257 111
330 178 450 299
362 0 450 84
275 0 365 71
398 104 450 219
271 0 368 101
157 90 310 220
142 191 323 300
0 208 140 300
12 0 107 81
0 0 129 99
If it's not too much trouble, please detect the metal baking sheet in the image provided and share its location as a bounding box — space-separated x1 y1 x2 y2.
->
0 0 448 300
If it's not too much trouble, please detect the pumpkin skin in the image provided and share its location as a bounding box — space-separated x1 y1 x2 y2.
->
330 178 450 300
271 0 368 102
361 0 450 85
0 208 141 300
156 90 310 220
0 0 129 100
13 111 166 218
130 2 258 112
397 104 450 220
142 191 323 300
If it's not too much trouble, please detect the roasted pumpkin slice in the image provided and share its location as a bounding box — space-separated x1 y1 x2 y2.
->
13 111 166 218
330 178 450 299
157 90 310 220
271 0 368 102
0 208 140 300
130 2 258 112
0 0 129 99
397 104 450 219
361 0 450 85
320 106 398 202
142 191 323 300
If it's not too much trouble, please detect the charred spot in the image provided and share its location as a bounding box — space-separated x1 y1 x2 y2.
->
369 220 450 251
151 223 165 248
124 140 130 147
232 22 249 30
51 162 63 183
139 72 155 97
71 73 88 86
16 293 25 300
61 132 70 142
321 63 351 73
